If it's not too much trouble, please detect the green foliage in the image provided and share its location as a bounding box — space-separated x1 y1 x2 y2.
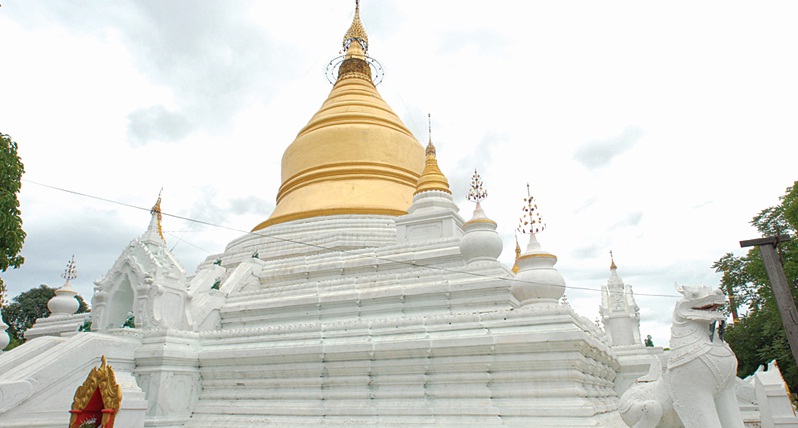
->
122 313 135 328
714 181 798 392
0 133 26 301
724 306 798 391
1 284 89 348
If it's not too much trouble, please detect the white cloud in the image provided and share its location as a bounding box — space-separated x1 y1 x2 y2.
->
574 126 643 170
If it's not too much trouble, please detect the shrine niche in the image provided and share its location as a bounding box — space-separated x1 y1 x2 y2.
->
69 356 122 428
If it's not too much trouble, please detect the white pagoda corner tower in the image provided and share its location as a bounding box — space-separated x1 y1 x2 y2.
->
598 255 664 394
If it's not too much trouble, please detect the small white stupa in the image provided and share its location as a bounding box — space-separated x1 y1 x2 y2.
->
47 256 80 317
459 169 503 264
510 184 566 307
25 256 88 341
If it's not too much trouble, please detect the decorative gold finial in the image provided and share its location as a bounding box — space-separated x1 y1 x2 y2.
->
517 183 545 235
467 169 487 204
343 0 369 56
326 0 385 84
426 113 436 156
414 114 451 195
512 234 522 274
62 255 78 283
610 250 617 270
150 190 164 241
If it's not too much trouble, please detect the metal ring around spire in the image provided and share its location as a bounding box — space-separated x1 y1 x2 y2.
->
325 55 385 85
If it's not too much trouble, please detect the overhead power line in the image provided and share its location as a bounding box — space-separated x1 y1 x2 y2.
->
22 178 681 299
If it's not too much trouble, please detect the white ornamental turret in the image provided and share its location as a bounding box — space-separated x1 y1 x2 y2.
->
48 256 81 316
599 253 642 346
459 169 502 264
510 184 565 306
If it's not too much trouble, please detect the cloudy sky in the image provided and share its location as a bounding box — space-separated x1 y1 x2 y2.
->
2 1 797 346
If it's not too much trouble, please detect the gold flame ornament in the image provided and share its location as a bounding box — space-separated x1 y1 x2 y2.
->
151 191 164 241
69 356 122 428
467 169 487 204
517 183 545 234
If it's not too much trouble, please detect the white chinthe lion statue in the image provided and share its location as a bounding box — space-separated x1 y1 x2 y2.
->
619 284 744 428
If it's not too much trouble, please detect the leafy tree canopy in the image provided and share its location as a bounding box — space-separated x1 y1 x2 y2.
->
0 132 26 303
1 284 89 351
713 181 798 392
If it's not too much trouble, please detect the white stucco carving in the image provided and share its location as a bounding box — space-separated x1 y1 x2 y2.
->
619 284 744 428
92 207 190 332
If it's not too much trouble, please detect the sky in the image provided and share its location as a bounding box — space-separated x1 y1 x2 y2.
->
2 1 797 347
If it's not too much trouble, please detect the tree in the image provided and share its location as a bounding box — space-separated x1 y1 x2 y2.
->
0 132 26 304
714 181 798 392
1 284 89 350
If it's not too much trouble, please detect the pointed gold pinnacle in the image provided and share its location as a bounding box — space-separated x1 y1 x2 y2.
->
151 190 165 241
343 0 369 55
414 114 451 195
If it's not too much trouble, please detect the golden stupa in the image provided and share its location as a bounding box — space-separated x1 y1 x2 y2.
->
253 2 425 231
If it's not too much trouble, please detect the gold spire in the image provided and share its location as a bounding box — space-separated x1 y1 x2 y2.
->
150 191 164 241
343 0 368 56
610 250 617 270
414 114 451 195
337 0 371 79
512 235 521 274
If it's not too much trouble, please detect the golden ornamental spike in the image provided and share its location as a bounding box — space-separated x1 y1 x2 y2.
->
150 191 165 241
327 0 384 84
511 234 522 274
343 0 369 55
425 113 437 156
467 169 488 204
517 183 545 235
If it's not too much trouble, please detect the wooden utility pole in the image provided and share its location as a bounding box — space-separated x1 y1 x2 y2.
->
740 234 798 366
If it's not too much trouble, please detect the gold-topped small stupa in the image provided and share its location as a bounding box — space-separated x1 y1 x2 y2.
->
253 1 425 231
414 114 451 195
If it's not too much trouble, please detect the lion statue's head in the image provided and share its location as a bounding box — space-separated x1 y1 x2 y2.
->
673 284 727 323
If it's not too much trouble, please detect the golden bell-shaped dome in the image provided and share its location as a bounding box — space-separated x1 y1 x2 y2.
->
252 2 425 231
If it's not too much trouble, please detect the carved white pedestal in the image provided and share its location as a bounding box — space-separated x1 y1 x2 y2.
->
133 330 201 427
754 362 798 428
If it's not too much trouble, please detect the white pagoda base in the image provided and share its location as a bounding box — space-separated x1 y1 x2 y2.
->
0 210 627 427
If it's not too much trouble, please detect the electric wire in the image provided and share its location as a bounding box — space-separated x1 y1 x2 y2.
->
22 178 681 298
